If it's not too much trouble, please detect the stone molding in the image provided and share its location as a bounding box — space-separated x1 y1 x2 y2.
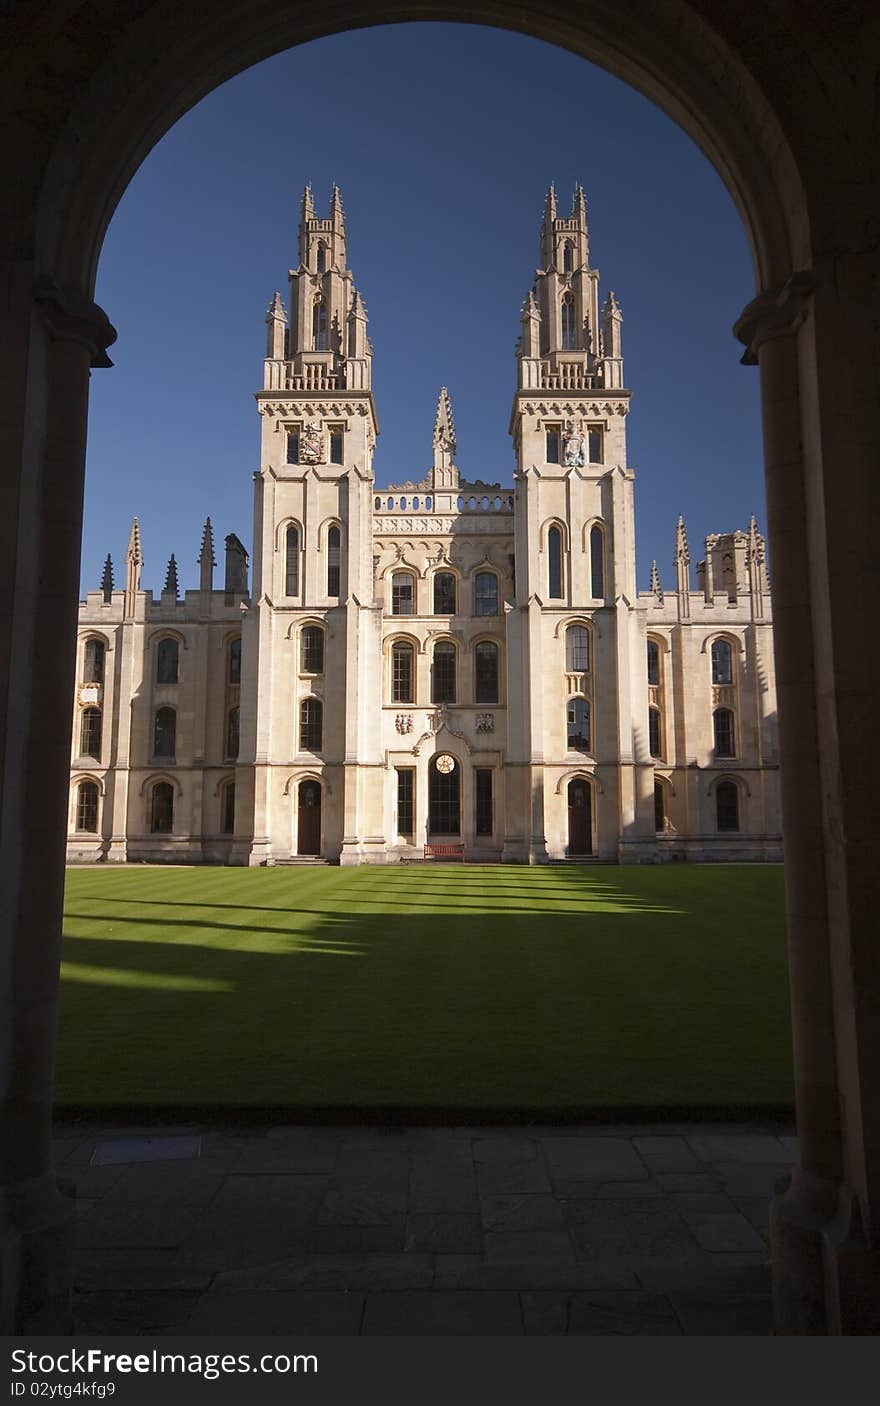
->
733 271 814 364
33 278 117 367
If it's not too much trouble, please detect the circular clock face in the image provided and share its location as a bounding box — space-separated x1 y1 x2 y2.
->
435 753 456 774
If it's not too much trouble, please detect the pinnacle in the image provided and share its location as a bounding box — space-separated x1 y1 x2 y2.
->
100 553 114 600
126 516 142 564
433 386 456 445
267 291 286 320
198 516 216 566
301 183 315 221
164 552 180 597
542 183 557 224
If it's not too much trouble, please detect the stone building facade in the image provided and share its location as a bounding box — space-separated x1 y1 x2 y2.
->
67 186 780 865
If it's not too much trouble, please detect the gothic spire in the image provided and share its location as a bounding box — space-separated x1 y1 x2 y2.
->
650 559 663 603
301 183 314 223
542 183 558 230
674 516 691 620
747 513 767 619
432 387 458 487
164 553 179 599
573 183 587 222
198 516 216 594
124 517 142 618
330 182 344 226
100 553 114 604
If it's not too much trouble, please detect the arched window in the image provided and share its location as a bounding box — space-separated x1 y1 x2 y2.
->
563 240 573 273
226 706 240 760
391 641 414 703
221 781 236 835
433 572 456 614
313 298 327 351
590 524 605 599
80 707 102 759
153 706 176 759
654 781 666 833
711 638 733 685
566 624 589 673
301 626 324 674
299 697 323 752
567 697 590 752
316 242 326 274
713 707 735 757
76 780 99 833
327 525 341 597
150 781 174 834
83 638 105 684
647 639 660 686
228 637 241 684
561 291 576 349
391 571 414 615
548 526 563 599
474 641 499 704
648 706 662 758
285 525 299 596
474 571 499 616
716 781 740 832
156 637 179 684
432 642 456 704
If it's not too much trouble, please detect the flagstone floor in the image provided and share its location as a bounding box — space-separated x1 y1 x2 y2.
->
54 1122 795 1336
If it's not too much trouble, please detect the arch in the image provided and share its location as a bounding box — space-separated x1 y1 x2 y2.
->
391 568 416 616
562 238 574 273
155 635 180 685
713 705 736 756
153 705 176 759
431 638 457 704
299 696 323 752
325 521 342 597
82 634 108 684
653 775 672 832
428 751 461 837
299 622 326 674
390 637 416 704
566 696 591 752
473 569 500 617
432 569 458 615
284 521 301 596
589 521 606 600
565 622 591 672
474 638 500 704
74 778 100 833
296 776 322 856
137 770 183 799
566 774 593 856
79 706 102 759
227 635 242 684
149 779 175 833
561 290 576 349
646 635 661 686
546 522 565 600
713 775 744 832
708 633 739 684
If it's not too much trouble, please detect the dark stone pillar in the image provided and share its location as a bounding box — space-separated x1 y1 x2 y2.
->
0 275 115 1332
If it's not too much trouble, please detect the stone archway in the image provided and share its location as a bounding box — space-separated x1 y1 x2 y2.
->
1 3 878 1335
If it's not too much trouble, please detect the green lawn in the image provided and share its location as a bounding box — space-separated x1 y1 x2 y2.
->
58 864 792 1113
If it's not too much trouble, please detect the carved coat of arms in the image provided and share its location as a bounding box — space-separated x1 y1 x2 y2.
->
563 419 585 468
299 423 325 465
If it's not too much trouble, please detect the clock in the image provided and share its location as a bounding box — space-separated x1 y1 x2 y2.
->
435 753 456 774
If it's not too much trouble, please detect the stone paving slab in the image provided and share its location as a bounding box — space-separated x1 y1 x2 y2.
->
61 1121 792 1335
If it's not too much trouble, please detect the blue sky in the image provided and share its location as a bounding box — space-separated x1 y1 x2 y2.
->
85 22 764 598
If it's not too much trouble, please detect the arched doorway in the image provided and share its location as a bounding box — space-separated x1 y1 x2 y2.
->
428 753 460 837
296 778 321 856
566 777 592 856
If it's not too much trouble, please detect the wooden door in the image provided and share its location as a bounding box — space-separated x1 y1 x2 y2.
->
567 778 591 855
297 779 321 855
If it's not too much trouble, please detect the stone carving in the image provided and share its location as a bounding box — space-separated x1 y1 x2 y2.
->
563 418 585 467
395 714 413 735
299 422 325 464
475 713 495 733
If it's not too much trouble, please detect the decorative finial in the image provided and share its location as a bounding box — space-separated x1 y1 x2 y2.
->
126 516 142 565
433 387 456 458
164 553 179 598
674 514 690 564
301 183 315 221
100 554 114 603
266 291 287 322
198 516 216 567
543 183 557 224
650 559 663 602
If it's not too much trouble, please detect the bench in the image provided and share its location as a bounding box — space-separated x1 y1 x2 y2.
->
423 842 465 863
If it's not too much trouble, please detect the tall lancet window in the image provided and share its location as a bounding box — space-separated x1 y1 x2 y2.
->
313 298 328 351
590 524 605 600
548 526 563 600
316 242 326 274
563 240 574 273
327 526 341 597
285 525 299 596
561 292 576 350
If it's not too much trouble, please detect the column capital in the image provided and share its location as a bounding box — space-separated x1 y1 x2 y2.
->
733 270 814 365
33 278 117 367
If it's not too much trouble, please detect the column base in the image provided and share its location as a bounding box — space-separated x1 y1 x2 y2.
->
0 1175 75 1333
771 1169 880 1333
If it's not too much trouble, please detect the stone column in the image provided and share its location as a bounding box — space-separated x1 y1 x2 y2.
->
736 271 880 1332
0 278 115 1331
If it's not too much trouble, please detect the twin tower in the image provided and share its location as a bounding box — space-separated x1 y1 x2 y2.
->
68 184 780 865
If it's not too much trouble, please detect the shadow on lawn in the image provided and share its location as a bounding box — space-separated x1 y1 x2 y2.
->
56 869 792 1118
